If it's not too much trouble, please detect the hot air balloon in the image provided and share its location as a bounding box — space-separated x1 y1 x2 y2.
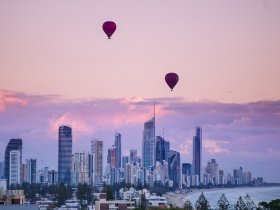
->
102 21 117 39
165 73 179 91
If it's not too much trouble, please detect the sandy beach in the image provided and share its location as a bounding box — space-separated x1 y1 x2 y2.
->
164 189 213 207
164 188 237 207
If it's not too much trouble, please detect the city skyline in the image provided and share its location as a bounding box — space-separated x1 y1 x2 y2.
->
0 93 279 183
0 1 280 183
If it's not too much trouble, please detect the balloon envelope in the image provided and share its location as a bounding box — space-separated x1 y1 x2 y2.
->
102 21 117 39
165 73 179 91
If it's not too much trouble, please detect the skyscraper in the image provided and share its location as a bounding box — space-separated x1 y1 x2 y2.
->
4 138 22 186
192 127 202 183
58 125 72 185
25 159 37 184
114 132 122 169
205 159 219 185
142 117 155 168
168 150 181 187
130 149 137 165
155 136 170 163
91 139 103 185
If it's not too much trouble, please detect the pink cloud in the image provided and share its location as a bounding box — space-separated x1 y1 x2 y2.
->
48 113 93 141
179 139 192 155
203 139 230 154
0 89 28 111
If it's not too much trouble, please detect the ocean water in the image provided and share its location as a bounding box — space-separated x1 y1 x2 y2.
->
184 186 280 209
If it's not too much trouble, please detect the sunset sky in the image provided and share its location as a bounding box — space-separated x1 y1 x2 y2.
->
0 1 280 182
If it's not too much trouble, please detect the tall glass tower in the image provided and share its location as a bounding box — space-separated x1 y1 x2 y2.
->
155 136 170 163
58 125 72 185
142 117 155 168
114 132 122 169
4 138 22 186
192 126 202 183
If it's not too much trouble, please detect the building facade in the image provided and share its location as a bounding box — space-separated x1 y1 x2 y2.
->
58 125 72 185
155 136 170 163
9 150 21 186
25 159 36 184
91 139 103 186
142 117 155 169
114 132 122 169
168 150 180 187
72 152 89 185
4 139 22 186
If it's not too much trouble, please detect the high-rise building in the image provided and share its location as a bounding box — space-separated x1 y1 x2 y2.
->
122 156 129 167
168 150 181 187
182 163 192 176
124 163 133 185
72 152 89 185
9 150 21 185
4 138 22 186
205 159 219 185
48 170 58 184
58 125 72 185
25 159 37 184
155 136 170 163
88 153 94 185
91 139 103 185
219 170 225 185
130 149 137 165
142 117 155 168
239 167 243 185
192 127 202 183
108 146 116 169
0 161 4 179
233 169 239 185
114 132 122 169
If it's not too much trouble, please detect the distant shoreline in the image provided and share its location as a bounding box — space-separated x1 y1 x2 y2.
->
164 185 280 208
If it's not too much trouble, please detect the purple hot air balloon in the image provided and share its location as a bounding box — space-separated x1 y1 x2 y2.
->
165 73 179 91
102 21 117 39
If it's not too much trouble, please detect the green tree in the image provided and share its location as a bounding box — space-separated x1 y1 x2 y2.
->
77 183 86 206
244 194 256 210
217 194 231 210
140 193 147 210
195 192 211 210
268 199 280 210
183 199 194 210
102 184 114 200
86 184 93 205
56 183 69 206
257 201 269 210
234 196 247 210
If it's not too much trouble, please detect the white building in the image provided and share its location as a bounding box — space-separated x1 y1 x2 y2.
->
9 150 21 185
72 152 89 185
146 194 168 207
191 174 199 187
